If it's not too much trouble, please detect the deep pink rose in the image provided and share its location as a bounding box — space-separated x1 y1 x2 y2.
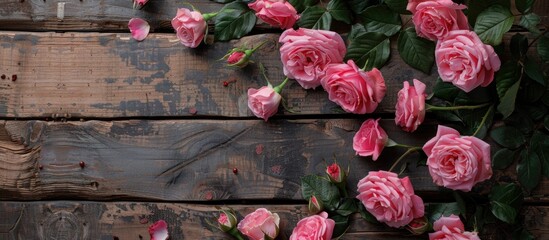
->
289 212 335 240
171 8 207 48
237 208 280 240
320 60 386 114
412 0 468 41
228 51 246 64
429 215 480 240
395 79 426 132
248 0 299 29
247 86 282 121
279 28 346 89
353 119 388 161
436 30 501 92
149 220 169 240
356 171 425 228
423 125 492 192
326 163 344 183
128 18 150 41
406 0 430 13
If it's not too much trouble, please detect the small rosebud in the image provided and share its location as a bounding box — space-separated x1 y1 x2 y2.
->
308 195 323 214
223 49 252 68
326 163 345 183
405 216 429 235
218 210 238 232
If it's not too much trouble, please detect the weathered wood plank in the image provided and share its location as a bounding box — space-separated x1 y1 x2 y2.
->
0 31 437 118
0 0 547 32
0 202 546 240
0 119 547 201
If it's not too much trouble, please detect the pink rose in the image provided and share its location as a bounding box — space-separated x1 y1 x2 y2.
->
412 0 469 41
218 211 237 232
356 171 425 228
321 61 386 114
423 125 492 192
279 28 346 89
171 8 207 48
128 18 150 41
395 79 426 132
353 119 388 161
326 163 344 183
248 0 299 29
148 220 169 240
289 212 335 240
429 215 480 240
228 51 246 65
406 0 430 13
247 86 282 121
133 0 149 9
436 30 501 92
237 208 280 240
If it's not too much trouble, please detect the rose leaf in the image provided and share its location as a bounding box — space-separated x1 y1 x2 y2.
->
474 4 514 46
519 13 541 34
384 0 410 14
490 201 517 224
495 61 521 118
516 0 535 14
297 5 332 30
301 175 341 210
397 27 435 74
538 35 549 63
345 32 390 70
492 148 517 170
327 0 353 24
359 5 402 37
288 0 319 13
490 126 526 149
214 2 257 41
517 149 542 192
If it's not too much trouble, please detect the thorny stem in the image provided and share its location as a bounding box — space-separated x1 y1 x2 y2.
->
425 103 491 111
388 147 422 173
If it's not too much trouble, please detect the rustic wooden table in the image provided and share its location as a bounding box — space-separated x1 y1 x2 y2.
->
0 1 548 239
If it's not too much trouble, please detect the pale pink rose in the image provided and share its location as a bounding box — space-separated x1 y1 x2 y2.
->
395 79 426 132
128 18 150 41
436 30 501 92
279 28 346 89
247 86 282 121
289 212 335 240
429 215 480 240
148 220 169 240
248 0 299 29
423 125 492 192
321 61 386 114
353 119 388 161
412 0 468 41
171 8 207 48
237 208 280 240
356 171 425 228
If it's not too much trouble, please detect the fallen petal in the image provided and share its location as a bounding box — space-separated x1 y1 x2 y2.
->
149 220 169 240
128 18 150 41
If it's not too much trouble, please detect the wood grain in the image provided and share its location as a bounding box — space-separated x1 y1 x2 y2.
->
0 31 437 118
0 0 547 32
0 119 547 201
0 201 547 240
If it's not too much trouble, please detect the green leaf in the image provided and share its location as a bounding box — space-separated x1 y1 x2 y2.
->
453 192 467 215
301 175 341 209
384 0 410 14
358 203 379 224
458 104 494 138
510 33 528 60
497 79 520 118
347 24 367 44
531 131 549 177
214 2 257 41
505 109 535 135
523 104 547 121
516 0 536 13
330 214 350 238
513 228 535 240
427 202 462 223
298 6 332 30
397 27 435 74
519 13 541 34
335 198 359 216
288 0 319 13
545 115 549 131
433 78 460 100
474 4 514 46
538 35 549 63
524 58 546 86
517 149 542 191
348 0 380 15
466 0 510 25
490 126 526 149
519 77 546 103
327 0 353 24
489 183 524 208
345 32 390 70
492 148 517 170
490 201 517 224
360 5 402 36
495 61 521 118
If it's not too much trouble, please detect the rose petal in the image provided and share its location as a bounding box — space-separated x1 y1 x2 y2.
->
149 220 169 240
128 18 150 41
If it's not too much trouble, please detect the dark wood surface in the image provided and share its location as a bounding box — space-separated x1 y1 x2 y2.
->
1 201 547 240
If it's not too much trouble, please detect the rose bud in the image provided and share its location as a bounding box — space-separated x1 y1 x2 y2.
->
148 220 169 240
248 77 289 121
308 195 324 214
353 119 388 161
237 208 280 240
326 163 345 183
218 211 238 232
133 0 149 9
406 216 429 235
223 41 267 68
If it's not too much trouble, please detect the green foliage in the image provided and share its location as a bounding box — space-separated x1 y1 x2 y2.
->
515 0 536 13
489 183 523 224
538 35 549 63
330 214 350 238
492 148 517 170
214 2 256 41
523 58 546 86
490 126 526 149
397 27 435 74
345 32 391 70
288 0 320 13
360 5 402 36
327 0 353 24
297 6 332 30
427 202 463 223
384 0 410 14
301 175 341 210
466 0 510 25
495 61 521 118
510 33 528 60
517 149 541 191
347 24 367 44
474 4 514 46
519 13 541 34
358 203 378 224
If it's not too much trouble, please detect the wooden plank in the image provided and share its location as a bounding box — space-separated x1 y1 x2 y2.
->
0 0 547 32
0 119 547 201
0 201 546 240
0 31 437 118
